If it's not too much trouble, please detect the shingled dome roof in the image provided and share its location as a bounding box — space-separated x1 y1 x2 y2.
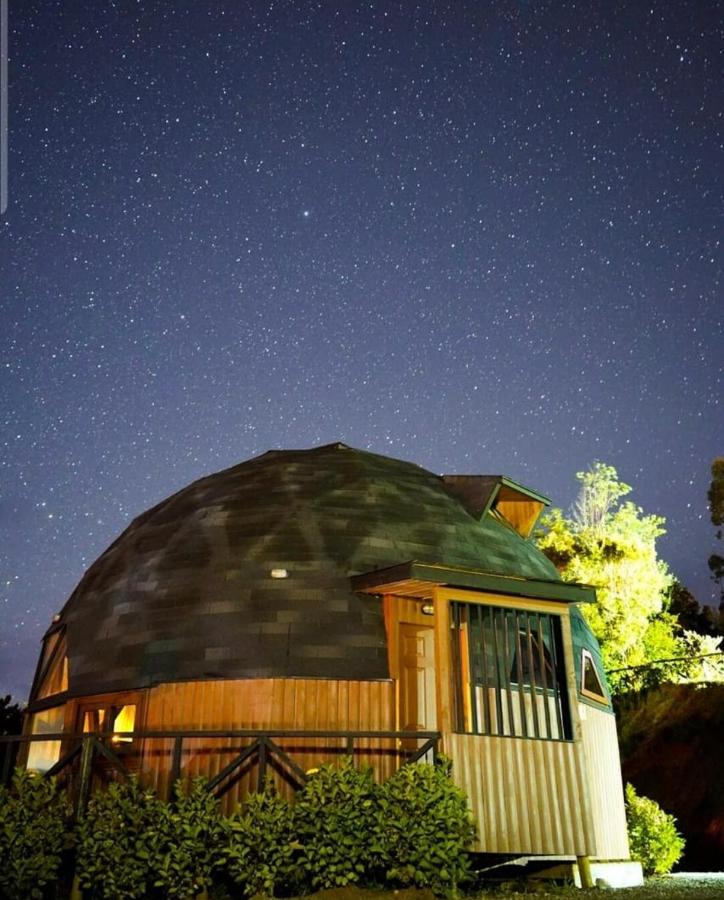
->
60 442 564 696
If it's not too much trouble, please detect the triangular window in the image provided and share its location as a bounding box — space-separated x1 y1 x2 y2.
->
33 629 69 700
581 649 607 703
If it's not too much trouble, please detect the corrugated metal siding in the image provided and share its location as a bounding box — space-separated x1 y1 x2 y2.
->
580 704 630 860
447 732 596 855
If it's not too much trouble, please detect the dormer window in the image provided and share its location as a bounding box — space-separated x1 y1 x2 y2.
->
441 474 549 539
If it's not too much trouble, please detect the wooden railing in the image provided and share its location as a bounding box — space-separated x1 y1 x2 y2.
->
0 729 439 818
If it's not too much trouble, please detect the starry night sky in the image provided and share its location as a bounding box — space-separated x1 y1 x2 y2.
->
1 1 721 700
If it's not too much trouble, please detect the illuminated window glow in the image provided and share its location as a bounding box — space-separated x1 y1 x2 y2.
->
35 631 69 699
111 705 136 743
26 706 65 773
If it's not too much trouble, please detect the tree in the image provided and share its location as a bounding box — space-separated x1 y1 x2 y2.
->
668 581 721 638
708 457 724 609
0 695 23 778
535 462 711 692
0 695 22 735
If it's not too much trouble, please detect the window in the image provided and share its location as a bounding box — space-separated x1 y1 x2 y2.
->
581 649 608 703
79 698 139 745
450 602 572 740
26 705 66 773
82 704 137 743
33 629 68 700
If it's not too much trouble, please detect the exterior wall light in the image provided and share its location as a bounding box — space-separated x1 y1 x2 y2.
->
421 603 434 616
270 568 289 579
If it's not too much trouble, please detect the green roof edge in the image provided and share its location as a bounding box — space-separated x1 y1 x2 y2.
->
498 475 551 506
354 560 596 604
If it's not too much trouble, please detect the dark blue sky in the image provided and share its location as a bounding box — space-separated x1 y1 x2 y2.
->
1 1 721 700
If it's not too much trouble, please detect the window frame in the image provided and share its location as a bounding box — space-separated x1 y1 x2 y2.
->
450 600 573 741
30 625 69 702
76 691 144 748
580 648 608 704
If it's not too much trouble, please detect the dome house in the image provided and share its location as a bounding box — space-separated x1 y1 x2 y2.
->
24 443 641 886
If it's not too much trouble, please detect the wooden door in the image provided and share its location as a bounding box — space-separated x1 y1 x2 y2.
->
399 623 437 731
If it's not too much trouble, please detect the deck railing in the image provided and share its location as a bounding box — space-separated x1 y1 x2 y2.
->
0 729 439 818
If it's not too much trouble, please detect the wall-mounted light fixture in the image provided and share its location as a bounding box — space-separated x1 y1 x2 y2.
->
421 603 434 616
270 568 289 579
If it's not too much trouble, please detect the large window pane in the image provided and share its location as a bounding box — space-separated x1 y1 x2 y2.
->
450 602 572 740
26 705 66 772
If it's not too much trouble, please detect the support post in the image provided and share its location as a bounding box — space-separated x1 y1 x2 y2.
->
76 737 94 822
69 739 94 895
577 855 594 889
256 736 267 792
169 736 183 800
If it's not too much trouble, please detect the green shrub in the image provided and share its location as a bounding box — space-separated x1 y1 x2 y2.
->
374 756 475 896
150 778 224 899
0 768 71 900
625 782 685 876
76 776 164 899
294 759 380 890
221 783 297 897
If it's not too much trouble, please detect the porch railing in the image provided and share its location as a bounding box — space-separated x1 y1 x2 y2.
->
0 729 439 819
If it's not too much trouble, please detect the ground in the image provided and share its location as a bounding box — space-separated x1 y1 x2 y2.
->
284 877 724 900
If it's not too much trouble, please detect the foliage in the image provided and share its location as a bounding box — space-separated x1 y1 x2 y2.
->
76 776 165 900
0 696 22 736
374 756 474 897
625 783 685 876
709 458 724 534
708 457 724 607
150 778 224 899
536 462 713 691
293 759 380 890
668 582 722 638
221 783 297 897
0 697 23 783
0 768 71 900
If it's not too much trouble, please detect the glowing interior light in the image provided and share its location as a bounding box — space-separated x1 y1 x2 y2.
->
270 568 289 579
111 704 136 743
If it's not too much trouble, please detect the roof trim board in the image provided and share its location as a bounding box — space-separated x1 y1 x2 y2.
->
352 560 595 604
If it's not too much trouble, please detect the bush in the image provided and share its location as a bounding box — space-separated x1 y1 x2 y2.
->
625 782 685 875
294 759 380 890
374 756 475 896
76 776 165 899
0 768 71 900
221 783 297 897
151 778 224 898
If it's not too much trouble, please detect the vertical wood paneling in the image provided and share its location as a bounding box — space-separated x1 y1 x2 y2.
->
580 705 630 860
139 677 395 809
448 732 595 855
432 589 454 735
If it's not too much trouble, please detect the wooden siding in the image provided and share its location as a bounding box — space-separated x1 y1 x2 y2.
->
580 703 630 860
438 587 597 857
140 677 396 806
448 732 596 856
494 491 545 539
